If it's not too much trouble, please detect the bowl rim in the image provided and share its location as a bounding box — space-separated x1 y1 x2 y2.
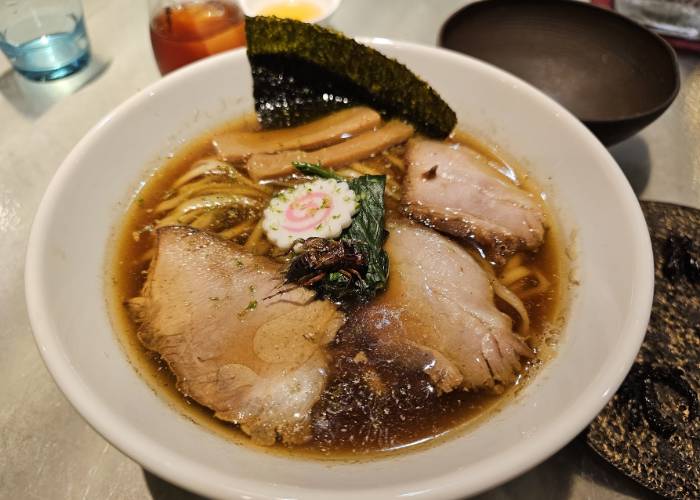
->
25 38 654 499
438 0 681 124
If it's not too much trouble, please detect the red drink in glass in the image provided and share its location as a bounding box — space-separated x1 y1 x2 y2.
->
149 1 245 75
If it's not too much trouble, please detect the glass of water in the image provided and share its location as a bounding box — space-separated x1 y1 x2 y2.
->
616 0 700 40
0 0 91 81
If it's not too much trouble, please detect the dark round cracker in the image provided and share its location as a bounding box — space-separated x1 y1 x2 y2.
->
587 201 700 499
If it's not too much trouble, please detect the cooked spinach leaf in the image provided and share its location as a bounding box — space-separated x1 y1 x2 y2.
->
341 174 389 297
293 161 342 180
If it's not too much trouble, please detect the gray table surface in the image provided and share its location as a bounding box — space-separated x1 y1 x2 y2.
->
1 0 697 498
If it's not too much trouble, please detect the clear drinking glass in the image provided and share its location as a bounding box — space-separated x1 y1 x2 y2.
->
0 0 91 82
616 0 700 40
148 0 245 75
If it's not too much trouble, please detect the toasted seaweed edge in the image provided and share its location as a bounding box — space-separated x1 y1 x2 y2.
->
245 16 457 138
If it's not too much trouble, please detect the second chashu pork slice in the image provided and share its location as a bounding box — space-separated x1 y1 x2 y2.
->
403 139 546 262
350 218 533 393
129 226 344 445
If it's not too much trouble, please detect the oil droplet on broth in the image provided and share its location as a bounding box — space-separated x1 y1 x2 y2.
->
258 1 323 21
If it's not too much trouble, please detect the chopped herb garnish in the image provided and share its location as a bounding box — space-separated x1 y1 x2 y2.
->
238 299 258 317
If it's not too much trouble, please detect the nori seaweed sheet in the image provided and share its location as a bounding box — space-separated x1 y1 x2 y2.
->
245 16 457 138
250 54 374 129
587 201 700 500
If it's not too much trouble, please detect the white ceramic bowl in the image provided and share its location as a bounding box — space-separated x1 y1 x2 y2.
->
25 40 653 499
239 0 342 24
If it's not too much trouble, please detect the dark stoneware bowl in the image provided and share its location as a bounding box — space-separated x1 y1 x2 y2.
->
439 0 680 146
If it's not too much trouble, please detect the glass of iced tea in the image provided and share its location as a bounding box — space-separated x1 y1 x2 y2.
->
148 0 245 75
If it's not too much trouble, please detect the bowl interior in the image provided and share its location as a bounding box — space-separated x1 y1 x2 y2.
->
25 41 653 499
439 0 679 141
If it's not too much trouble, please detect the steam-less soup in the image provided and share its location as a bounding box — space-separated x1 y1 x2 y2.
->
108 108 566 457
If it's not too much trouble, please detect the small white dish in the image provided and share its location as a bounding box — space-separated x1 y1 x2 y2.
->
240 0 342 24
25 39 653 499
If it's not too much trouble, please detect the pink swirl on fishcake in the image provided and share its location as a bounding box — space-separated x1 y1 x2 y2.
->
282 192 334 232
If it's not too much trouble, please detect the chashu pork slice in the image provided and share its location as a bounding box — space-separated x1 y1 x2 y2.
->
128 226 344 445
402 139 546 262
353 219 533 393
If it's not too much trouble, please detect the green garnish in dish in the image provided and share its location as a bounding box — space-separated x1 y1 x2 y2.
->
284 162 389 303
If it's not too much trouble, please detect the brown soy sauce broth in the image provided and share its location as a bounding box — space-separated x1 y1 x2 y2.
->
312 310 504 454
107 115 566 458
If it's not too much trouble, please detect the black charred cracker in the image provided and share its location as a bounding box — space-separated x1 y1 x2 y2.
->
587 201 700 500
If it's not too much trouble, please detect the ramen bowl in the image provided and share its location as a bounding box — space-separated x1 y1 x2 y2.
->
25 40 653 499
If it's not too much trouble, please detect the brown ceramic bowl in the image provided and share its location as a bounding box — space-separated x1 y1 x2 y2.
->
439 0 680 146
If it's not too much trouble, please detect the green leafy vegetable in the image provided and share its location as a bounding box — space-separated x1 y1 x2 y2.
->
340 175 389 297
238 299 258 317
288 163 389 302
246 16 456 138
293 161 342 180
